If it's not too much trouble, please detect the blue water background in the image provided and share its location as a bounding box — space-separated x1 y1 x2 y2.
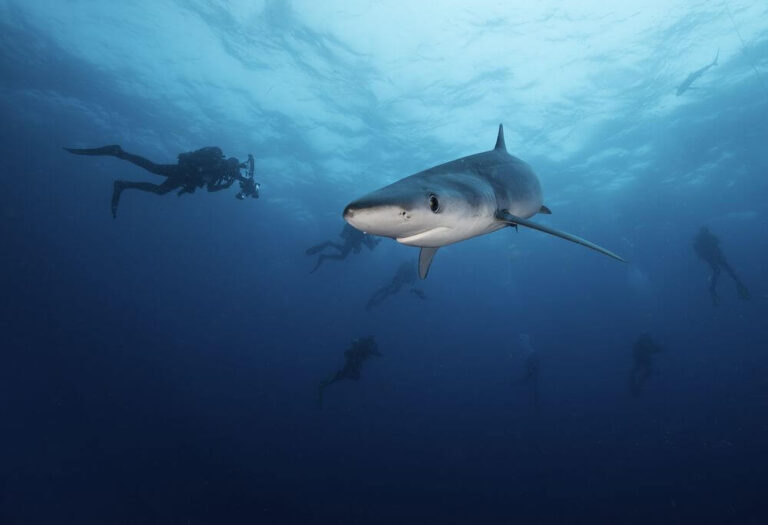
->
1 1 768 523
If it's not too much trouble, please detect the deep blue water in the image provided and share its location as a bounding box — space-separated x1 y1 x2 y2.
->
2 1 768 523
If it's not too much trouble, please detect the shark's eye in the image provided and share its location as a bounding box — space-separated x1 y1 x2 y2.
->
428 194 440 213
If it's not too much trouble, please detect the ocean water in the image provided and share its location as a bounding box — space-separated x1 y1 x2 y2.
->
1 1 767 523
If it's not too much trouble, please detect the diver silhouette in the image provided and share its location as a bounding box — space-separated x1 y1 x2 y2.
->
366 261 426 310
629 333 663 396
306 224 380 273
64 145 258 217
317 336 381 409
513 334 540 409
693 226 750 306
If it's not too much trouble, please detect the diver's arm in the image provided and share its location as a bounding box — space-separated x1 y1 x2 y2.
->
207 178 235 192
238 155 255 173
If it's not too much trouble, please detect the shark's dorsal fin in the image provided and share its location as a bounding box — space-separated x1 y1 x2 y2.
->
494 124 506 152
418 247 439 279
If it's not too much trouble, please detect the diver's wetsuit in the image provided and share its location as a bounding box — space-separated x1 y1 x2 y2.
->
693 227 750 306
317 336 381 408
306 224 380 273
64 145 252 217
366 261 425 310
629 333 662 396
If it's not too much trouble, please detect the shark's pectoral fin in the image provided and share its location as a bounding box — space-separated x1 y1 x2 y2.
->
418 247 439 279
496 210 626 262
539 205 552 215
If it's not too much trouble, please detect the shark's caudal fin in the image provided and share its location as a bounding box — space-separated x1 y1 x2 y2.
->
713 48 719 66
418 247 438 279
496 210 626 262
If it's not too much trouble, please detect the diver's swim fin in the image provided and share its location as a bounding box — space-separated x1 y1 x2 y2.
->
496 210 626 262
64 145 123 156
737 282 750 301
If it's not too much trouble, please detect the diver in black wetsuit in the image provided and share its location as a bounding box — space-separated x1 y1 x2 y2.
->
366 261 426 310
64 145 259 217
317 336 381 409
629 333 662 396
513 334 540 409
305 224 380 273
693 226 750 306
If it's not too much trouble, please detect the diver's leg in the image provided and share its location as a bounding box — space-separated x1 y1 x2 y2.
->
317 384 328 410
310 252 350 273
365 289 384 310
370 283 403 309
532 377 539 409
111 179 182 218
709 264 721 306
512 370 532 387
307 241 346 256
305 241 333 256
637 366 652 391
629 367 640 396
366 284 396 310
111 180 127 219
65 145 177 177
116 152 177 177
337 243 353 259
317 377 340 409
720 259 750 300
720 259 738 281
118 179 181 196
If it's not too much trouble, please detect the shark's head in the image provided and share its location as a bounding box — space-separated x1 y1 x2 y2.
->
343 175 490 248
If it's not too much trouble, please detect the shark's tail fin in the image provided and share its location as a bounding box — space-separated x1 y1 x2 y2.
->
713 48 719 66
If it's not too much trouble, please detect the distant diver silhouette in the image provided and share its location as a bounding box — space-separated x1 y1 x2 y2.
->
366 261 427 310
306 224 380 273
513 334 540 409
693 226 750 306
64 145 258 217
317 336 380 409
629 333 662 396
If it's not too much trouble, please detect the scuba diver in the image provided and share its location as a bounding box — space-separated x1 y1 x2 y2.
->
305 223 380 273
366 261 426 310
693 226 750 306
64 145 259 217
317 336 381 409
629 333 663 396
512 334 540 409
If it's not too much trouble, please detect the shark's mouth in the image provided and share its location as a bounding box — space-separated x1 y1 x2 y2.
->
396 227 453 246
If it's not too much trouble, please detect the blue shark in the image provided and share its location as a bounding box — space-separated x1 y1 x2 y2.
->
343 125 626 278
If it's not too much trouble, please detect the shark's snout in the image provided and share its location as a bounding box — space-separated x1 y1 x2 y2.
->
342 200 371 226
343 193 416 238
342 202 359 220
